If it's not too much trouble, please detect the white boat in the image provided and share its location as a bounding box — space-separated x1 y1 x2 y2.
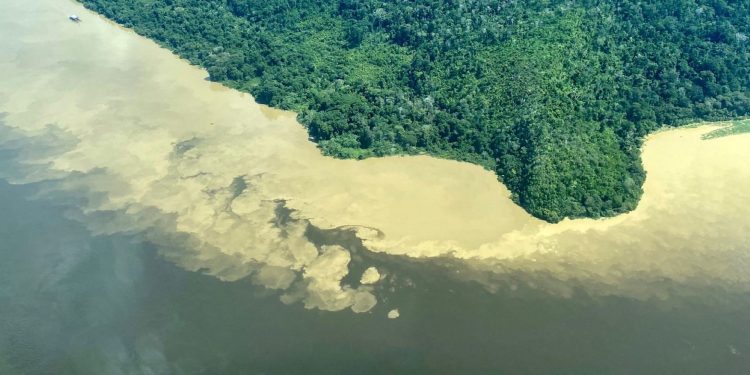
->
68 15 81 23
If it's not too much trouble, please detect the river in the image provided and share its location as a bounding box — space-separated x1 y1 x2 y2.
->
1 0 749 373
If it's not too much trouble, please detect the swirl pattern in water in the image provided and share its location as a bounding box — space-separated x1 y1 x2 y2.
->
1 0 749 314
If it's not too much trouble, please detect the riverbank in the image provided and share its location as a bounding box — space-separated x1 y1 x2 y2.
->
74 0 750 223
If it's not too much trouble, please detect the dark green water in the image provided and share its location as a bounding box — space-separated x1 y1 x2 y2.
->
1 179 750 374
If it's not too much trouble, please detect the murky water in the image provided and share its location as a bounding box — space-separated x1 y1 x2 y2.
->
1 0 750 373
2 180 750 374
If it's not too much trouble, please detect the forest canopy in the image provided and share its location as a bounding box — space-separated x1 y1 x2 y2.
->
78 0 750 222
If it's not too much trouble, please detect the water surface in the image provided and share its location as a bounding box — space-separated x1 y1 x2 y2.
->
1 0 750 373
2 180 750 374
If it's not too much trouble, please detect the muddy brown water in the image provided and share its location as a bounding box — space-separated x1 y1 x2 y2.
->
1 0 749 373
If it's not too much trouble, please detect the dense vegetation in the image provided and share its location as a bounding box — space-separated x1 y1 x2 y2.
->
78 0 750 222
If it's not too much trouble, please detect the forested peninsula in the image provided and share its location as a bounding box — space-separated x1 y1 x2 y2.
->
77 0 750 222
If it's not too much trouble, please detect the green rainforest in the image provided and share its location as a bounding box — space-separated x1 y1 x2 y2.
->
78 0 750 222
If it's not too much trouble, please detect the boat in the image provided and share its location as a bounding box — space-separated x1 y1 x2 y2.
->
68 15 81 23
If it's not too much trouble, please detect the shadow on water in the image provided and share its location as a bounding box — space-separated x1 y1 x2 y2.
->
1 179 750 374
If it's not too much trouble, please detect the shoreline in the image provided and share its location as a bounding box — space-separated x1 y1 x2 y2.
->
72 0 750 225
